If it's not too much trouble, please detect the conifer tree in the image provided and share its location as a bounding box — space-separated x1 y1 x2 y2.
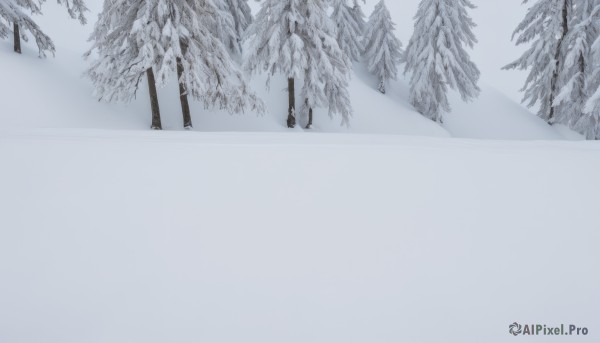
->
578 1 600 139
245 0 352 128
331 0 364 62
553 1 598 129
0 0 52 55
87 0 263 130
351 0 367 33
404 0 480 123
212 0 253 56
0 0 86 56
301 0 352 128
504 0 572 124
224 0 253 54
212 0 238 55
363 0 403 94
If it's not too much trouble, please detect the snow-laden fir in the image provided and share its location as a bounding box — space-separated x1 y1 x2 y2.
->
0 0 86 56
574 0 600 139
553 0 597 132
404 0 481 123
213 0 252 56
362 0 403 94
503 0 571 124
350 0 367 33
244 0 352 128
331 0 366 62
222 0 252 54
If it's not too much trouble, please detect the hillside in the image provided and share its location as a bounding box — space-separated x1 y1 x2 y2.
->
0 0 578 139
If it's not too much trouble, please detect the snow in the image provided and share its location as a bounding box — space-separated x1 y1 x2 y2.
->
444 84 567 140
0 1 599 342
1 130 599 342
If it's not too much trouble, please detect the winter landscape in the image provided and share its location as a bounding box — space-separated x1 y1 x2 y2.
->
1 0 599 342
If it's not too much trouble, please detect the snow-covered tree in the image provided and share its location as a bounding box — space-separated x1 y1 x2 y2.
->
86 0 264 130
55 0 87 23
301 1 353 128
0 0 53 55
404 0 480 123
351 0 367 33
553 1 598 130
504 0 572 124
362 0 403 94
224 0 252 54
577 1 600 139
212 0 238 55
212 0 252 55
331 0 364 62
245 0 353 128
0 0 86 56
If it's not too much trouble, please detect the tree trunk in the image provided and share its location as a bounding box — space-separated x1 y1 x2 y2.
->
287 78 296 128
13 23 21 54
378 80 386 94
177 41 192 129
548 0 570 124
146 68 162 130
576 52 586 113
305 98 313 129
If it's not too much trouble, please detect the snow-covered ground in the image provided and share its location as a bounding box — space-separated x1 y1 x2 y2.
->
1 130 599 342
1 1 599 342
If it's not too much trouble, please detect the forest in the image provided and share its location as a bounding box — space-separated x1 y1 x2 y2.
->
2 0 599 139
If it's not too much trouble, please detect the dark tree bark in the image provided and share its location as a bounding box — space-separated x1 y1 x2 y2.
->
287 78 296 128
378 80 386 94
146 68 162 130
548 0 570 124
305 98 313 129
13 23 21 54
177 40 193 129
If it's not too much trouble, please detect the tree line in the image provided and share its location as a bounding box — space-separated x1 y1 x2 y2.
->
1 0 599 139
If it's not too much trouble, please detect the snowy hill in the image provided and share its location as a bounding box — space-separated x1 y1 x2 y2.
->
0 0 579 139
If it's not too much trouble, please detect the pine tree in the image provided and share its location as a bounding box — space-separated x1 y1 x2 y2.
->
578 2 600 139
503 0 572 124
56 0 87 23
351 0 367 33
224 0 253 54
214 0 253 55
212 0 238 55
404 0 480 123
362 0 403 94
0 0 86 56
245 0 352 128
301 0 352 128
86 0 264 130
553 1 598 130
331 0 364 62
1 0 53 55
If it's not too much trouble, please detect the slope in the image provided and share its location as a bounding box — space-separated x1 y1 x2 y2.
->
0 0 575 139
